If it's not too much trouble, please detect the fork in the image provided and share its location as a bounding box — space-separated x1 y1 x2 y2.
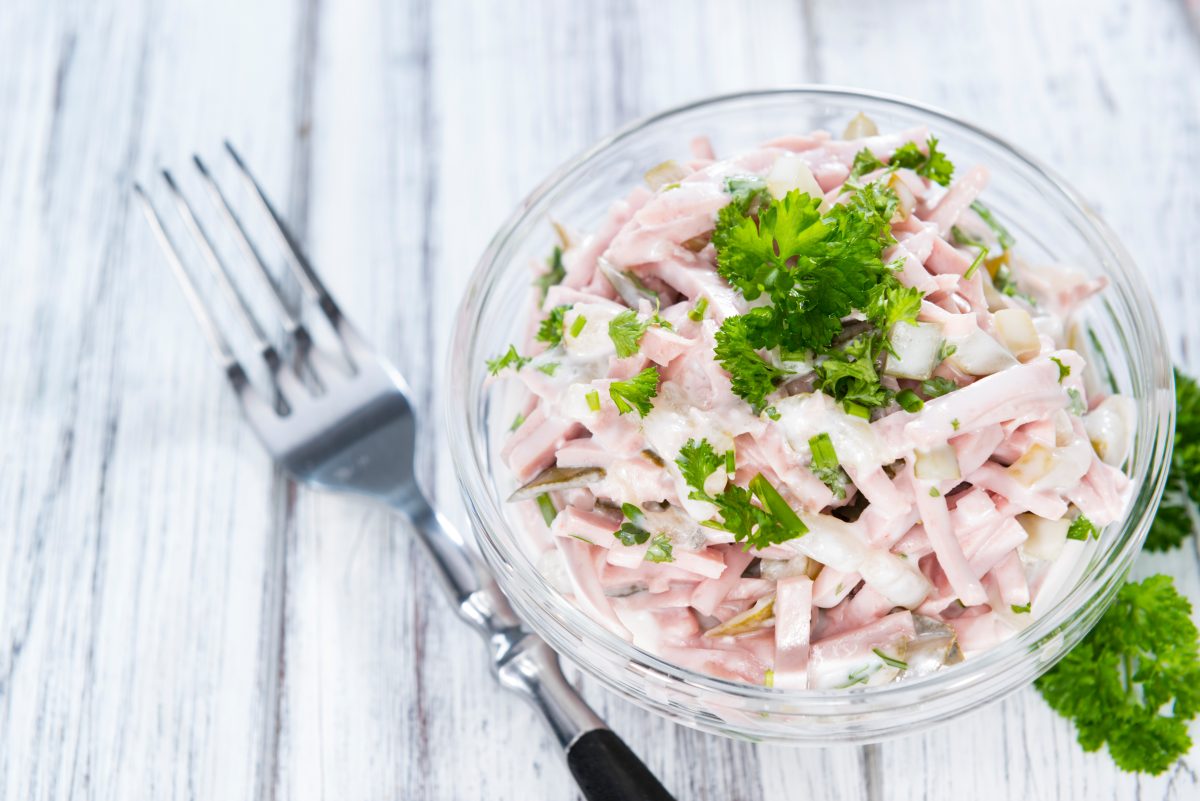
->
133 143 675 801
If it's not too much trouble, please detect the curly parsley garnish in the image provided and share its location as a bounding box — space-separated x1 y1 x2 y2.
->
1036 576 1200 775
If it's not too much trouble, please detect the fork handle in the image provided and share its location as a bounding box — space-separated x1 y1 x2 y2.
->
399 496 675 801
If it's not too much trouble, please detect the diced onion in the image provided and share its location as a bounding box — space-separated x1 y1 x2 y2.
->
993 308 1041 360
885 322 943 380
644 160 687 190
1017 513 1070 561
946 328 1018 376
1084 395 1135 467
766 154 823 200
843 112 879 139
914 442 961 482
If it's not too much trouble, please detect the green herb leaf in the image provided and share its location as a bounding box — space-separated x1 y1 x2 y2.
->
676 438 724 502
1051 356 1071 383
608 309 650 358
921 376 958 398
486 345 530 376
535 245 566 301
890 136 955 186
609 366 660 417
646 533 674 563
1035 575 1200 774
808 433 847 500
536 304 571 346
1011 602 1032 614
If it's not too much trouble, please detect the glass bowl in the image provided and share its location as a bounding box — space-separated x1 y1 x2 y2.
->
446 87 1175 744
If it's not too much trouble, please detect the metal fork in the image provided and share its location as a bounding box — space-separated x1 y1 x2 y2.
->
133 144 674 801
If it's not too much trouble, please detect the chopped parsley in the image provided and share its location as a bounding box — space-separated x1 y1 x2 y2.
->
608 309 669 358
1011 602 1031 614
675 438 808 550
486 345 530 375
1067 515 1096 541
645 533 674 563
1035 576 1200 774
929 487 941 497
614 502 651 546
890 136 955 186
808 433 847 499
1051 356 1070 383
608 366 660 417
951 418 960 431
536 362 558 376
536 304 570 346
535 245 566 301
922 376 958 398
676 438 724 500
1067 388 1087 416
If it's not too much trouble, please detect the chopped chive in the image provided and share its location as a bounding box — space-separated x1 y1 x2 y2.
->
951 418 960 431
1011 602 1032 614
748 474 808 540
569 534 595 545
929 487 941 497
510 412 525 431
964 246 988 280
1067 515 1097 541
536 493 557 526
585 390 600 412
763 668 775 688
896 389 924 413
725 449 736 475
844 402 870 420
688 297 709 321
873 648 909 670
569 315 587 338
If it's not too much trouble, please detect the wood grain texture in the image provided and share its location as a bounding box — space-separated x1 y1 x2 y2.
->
1 1 1198 799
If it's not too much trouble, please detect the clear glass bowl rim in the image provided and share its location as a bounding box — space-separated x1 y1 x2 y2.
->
446 86 1175 721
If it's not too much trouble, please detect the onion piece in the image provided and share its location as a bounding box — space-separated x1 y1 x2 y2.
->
766 153 823 200
842 112 879 139
945 327 1018 376
913 442 961 482
1017 513 1070 561
1084 395 1136 466
993 308 1041 360
885 322 943 380
644 160 688 190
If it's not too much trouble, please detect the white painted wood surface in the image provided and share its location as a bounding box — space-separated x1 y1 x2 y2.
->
2 1 1199 799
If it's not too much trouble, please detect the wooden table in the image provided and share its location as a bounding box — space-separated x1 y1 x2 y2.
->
4 1 1199 798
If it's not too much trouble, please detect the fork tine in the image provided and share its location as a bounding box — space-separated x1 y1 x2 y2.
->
134 182 249 388
223 140 345 326
191 154 313 352
161 168 282 372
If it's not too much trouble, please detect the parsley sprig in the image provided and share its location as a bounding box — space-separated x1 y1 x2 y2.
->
608 366 660 417
711 181 919 411
675 438 807 550
1036 576 1200 775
